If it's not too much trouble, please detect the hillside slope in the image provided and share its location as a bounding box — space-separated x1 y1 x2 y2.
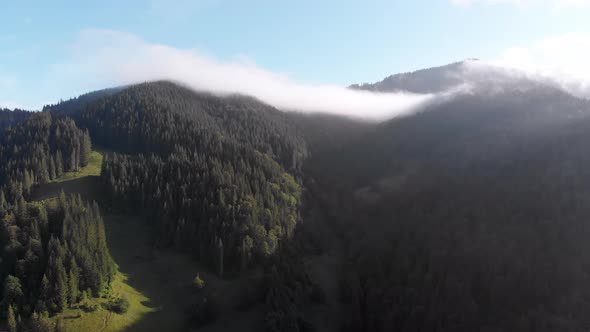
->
302 69 590 331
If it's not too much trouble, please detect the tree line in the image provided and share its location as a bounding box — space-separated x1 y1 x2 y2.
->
0 112 91 206
0 109 31 133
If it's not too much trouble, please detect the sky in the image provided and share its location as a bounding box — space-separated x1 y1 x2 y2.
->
1 0 590 116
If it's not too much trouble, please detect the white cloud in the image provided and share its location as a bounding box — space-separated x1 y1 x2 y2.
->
490 32 590 98
49 29 439 120
25 30 590 118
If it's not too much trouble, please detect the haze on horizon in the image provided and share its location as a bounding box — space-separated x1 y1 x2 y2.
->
1 1 590 119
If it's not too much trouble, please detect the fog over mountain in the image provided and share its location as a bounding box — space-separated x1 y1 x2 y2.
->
351 59 580 98
58 30 588 121
46 29 439 120
5 29 590 122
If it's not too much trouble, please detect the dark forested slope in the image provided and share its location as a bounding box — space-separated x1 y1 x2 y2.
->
304 76 590 331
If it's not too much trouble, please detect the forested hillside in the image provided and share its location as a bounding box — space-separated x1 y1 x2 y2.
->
1 195 116 323
349 61 468 93
5 75 590 331
0 112 91 205
47 82 306 170
0 111 115 331
46 82 307 276
300 82 590 331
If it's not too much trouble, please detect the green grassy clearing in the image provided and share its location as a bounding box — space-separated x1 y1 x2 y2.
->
50 273 154 332
51 150 103 183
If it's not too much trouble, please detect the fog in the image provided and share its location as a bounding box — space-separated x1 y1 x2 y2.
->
490 32 590 98
42 30 590 121
51 29 439 120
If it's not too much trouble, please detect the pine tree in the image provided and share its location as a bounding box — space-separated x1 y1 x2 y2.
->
38 205 49 232
58 190 67 212
17 196 27 219
69 149 77 171
3 275 23 306
55 262 68 311
7 304 17 332
80 130 92 167
49 156 56 180
23 169 32 195
37 158 50 183
40 274 50 304
47 237 68 312
55 150 63 177
217 237 224 277
0 188 6 212
68 257 80 305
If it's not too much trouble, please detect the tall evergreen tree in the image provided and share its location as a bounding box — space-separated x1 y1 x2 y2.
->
7 304 17 332
68 258 79 305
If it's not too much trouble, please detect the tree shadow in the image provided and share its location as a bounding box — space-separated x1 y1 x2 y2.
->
31 176 103 202
103 215 198 332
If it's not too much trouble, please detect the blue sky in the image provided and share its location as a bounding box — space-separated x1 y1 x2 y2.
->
1 0 590 112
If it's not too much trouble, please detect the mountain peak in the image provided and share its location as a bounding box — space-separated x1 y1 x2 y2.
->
350 61 469 94
350 59 569 98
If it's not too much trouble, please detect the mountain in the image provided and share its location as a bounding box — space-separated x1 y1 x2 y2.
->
1 82 315 331
45 81 308 274
304 64 590 331
4 64 590 331
350 59 565 97
350 60 472 93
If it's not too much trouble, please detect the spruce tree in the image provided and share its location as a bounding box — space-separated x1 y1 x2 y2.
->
68 258 80 305
3 275 23 306
80 130 92 167
7 304 17 332
55 150 63 177
0 188 6 213
40 274 49 306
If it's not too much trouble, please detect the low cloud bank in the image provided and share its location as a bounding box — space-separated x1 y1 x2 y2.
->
51 29 438 120
27 30 590 119
490 32 590 98
425 32 590 100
